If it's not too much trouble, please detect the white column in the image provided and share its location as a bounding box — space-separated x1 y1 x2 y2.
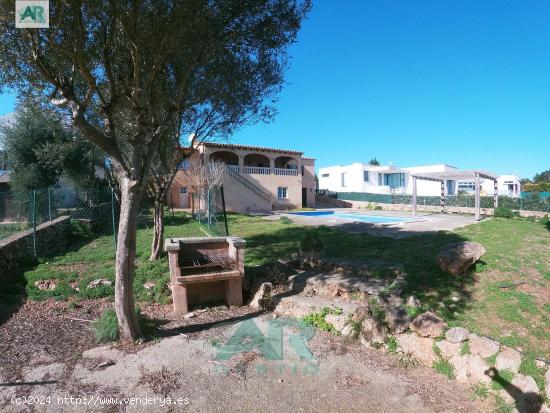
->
475 173 481 221
412 176 417 217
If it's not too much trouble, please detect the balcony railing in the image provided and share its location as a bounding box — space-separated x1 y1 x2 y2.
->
274 168 298 176
221 164 299 176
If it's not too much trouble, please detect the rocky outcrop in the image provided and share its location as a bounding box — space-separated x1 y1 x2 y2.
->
495 347 522 373
249 282 273 310
469 334 500 358
436 241 486 275
410 312 447 338
445 327 469 343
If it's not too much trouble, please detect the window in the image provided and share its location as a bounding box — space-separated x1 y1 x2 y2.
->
363 171 369 182
321 173 329 178
177 158 189 170
341 172 347 187
458 181 476 192
383 173 405 188
277 187 288 199
180 187 187 194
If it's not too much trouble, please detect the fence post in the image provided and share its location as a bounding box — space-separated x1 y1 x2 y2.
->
111 188 117 247
32 190 37 258
47 188 52 221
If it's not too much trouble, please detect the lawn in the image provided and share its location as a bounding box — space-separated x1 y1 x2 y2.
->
6 212 550 359
0 223 28 240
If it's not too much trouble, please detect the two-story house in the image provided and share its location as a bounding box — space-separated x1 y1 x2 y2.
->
168 142 316 211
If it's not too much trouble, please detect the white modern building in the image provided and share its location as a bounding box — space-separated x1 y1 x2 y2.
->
318 163 521 197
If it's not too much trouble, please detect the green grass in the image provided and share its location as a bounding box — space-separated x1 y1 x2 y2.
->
302 307 343 335
518 352 546 391
433 358 455 379
385 336 398 353
11 212 550 359
460 341 471 356
0 222 28 239
491 369 515 391
470 383 489 400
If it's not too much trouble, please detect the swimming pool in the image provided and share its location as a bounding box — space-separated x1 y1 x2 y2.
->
288 211 418 224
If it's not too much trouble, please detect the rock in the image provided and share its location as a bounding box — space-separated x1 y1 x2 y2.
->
88 278 113 288
95 360 116 369
396 333 436 365
249 282 273 310
360 317 387 345
445 327 469 343
495 347 522 373
325 314 347 333
352 305 371 323
535 359 546 369
469 334 500 358
406 295 421 308
22 363 65 382
385 276 406 296
34 279 57 290
341 323 357 338
436 241 486 275
410 312 447 338
184 312 196 319
386 306 410 334
450 354 491 384
274 295 359 319
545 368 550 399
143 281 156 289
511 374 542 412
69 281 80 291
436 340 462 359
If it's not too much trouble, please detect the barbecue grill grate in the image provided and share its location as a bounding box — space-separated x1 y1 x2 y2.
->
179 254 236 276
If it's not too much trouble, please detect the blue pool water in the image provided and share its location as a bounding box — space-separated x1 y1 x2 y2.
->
288 211 417 224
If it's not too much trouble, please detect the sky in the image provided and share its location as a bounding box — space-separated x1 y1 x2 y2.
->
1 0 549 178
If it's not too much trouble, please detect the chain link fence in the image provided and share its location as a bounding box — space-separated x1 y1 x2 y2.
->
336 192 550 213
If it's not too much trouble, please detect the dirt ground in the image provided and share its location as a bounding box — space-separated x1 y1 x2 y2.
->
0 300 494 413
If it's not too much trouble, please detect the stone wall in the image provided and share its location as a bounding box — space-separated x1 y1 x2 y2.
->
349 201 549 218
0 216 71 282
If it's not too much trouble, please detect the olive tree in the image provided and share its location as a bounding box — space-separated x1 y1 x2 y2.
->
0 0 310 342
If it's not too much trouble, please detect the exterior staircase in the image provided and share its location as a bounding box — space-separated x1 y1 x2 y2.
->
224 166 273 211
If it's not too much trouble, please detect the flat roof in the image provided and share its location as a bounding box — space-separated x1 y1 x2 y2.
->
412 170 498 182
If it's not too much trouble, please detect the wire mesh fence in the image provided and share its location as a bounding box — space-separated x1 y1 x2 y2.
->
194 186 230 237
336 192 550 212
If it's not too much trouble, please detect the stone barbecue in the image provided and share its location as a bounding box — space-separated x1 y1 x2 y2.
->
164 236 245 314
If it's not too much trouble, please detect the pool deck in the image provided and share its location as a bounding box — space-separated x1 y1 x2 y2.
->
269 209 482 239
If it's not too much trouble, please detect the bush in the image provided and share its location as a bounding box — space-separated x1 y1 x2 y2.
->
279 216 293 225
300 230 324 252
92 308 155 342
92 308 119 342
494 207 519 219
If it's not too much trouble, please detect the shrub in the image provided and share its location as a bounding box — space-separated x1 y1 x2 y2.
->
92 308 155 342
279 216 293 225
494 207 519 219
93 308 119 342
374 205 383 210
385 336 398 353
300 230 324 252
302 307 343 335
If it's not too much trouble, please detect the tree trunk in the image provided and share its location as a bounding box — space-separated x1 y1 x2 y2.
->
149 197 164 261
115 177 143 342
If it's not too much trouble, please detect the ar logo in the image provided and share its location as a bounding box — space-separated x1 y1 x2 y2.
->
214 318 317 361
15 1 49 28
19 6 46 23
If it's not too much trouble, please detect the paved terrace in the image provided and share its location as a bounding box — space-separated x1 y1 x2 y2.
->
270 209 480 238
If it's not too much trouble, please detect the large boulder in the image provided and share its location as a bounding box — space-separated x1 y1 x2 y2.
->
469 334 500 358
396 333 436 365
410 311 447 338
360 317 387 346
436 241 486 276
249 282 273 310
495 347 522 373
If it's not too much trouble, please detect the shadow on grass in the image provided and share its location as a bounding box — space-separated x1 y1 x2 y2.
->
485 367 543 413
243 222 478 323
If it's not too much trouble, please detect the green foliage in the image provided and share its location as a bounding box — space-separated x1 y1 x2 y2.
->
494 396 514 413
368 298 387 325
93 308 155 343
92 309 119 342
533 169 550 183
470 383 489 400
300 229 324 252
491 369 514 391
460 341 470 355
405 305 422 319
433 358 455 379
368 158 380 166
374 205 383 210
385 336 398 353
279 216 293 225
302 307 343 335
494 207 519 219
2 100 102 192
519 352 546 391
484 353 497 366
